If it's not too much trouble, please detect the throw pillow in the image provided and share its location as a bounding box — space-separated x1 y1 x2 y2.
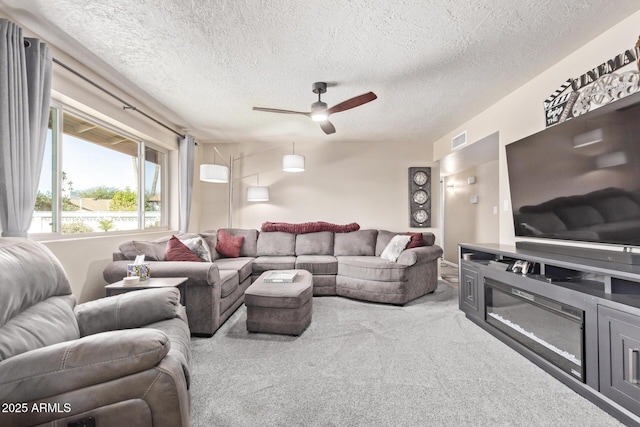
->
380 235 412 262
216 229 244 258
405 232 423 249
182 236 212 262
165 236 202 262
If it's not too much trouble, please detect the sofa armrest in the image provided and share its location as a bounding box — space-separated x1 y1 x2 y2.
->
0 329 169 402
75 287 181 336
103 260 221 286
397 245 443 266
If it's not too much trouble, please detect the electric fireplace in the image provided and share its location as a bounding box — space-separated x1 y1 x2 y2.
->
484 278 585 381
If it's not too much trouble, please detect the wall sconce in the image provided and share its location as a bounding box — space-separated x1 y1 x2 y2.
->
446 182 455 190
467 176 476 185
246 175 269 202
283 142 305 172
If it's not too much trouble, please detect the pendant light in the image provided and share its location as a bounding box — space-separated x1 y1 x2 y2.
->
282 142 305 172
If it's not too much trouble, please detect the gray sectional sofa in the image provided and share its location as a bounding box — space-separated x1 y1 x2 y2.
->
104 228 443 336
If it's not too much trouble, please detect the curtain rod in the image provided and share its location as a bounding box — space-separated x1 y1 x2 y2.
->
52 58 186 139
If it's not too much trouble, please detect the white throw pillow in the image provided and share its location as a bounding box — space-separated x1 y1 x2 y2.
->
182 236 213 262
380 235 412 262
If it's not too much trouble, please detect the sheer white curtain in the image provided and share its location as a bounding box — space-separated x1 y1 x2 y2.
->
0 19 52 237
179 134 196 233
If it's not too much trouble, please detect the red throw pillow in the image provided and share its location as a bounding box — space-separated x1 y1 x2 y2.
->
215 230 244 258
165 235 202 262
405 232 424 249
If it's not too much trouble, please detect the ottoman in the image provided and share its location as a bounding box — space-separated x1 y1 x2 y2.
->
245 270 313 336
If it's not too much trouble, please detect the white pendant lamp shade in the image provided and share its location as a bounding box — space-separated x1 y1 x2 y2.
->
282 154 305 172
247 186 270 202
200 164 229 183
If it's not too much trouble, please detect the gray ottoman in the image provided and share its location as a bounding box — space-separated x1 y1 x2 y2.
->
245 270 313 336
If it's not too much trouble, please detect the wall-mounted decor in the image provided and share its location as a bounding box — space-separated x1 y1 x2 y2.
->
408 167 431 227
543 35 640 127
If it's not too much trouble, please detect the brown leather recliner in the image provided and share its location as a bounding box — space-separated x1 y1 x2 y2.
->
0 238 191 427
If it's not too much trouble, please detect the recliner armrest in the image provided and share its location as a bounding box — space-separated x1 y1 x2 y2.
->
0 329 169 402
75 287 180 336
397 245 443 266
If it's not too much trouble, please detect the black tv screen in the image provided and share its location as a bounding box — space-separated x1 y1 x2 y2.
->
506 91 640 247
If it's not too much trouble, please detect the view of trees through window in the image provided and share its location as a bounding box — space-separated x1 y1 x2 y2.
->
31 108 165 234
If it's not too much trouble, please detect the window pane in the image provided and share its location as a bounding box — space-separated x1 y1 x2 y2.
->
145 147 163 228
31 108 56 234
62 112 139 234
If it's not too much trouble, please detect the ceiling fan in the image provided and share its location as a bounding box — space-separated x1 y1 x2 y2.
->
252 82 377 135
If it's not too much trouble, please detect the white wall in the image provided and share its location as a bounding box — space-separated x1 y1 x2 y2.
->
197 141 440 238
432 10 640 245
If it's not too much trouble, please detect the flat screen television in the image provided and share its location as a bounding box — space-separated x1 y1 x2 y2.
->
506 91 640 249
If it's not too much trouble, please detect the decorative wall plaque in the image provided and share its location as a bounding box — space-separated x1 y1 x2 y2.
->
408 167 431 227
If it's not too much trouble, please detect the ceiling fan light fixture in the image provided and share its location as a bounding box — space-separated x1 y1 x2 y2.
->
310 101 328 122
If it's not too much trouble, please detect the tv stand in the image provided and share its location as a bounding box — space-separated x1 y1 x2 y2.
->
516 241 640 265
459 243 640 426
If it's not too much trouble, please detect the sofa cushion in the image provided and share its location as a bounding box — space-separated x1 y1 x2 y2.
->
376 231 428 256
218 228 258 257
198 232 221 260
219 270 240 298
380 235 411 262
375 230 397 256
0 295 79 361
165 236 202 262
216 229 244 258
334 229 378 256
406 233 424 248
257 231 296 256
214 257 254 283
295 255 338 275
119 239 167 261
337 256 410 282
296 231 334 255
251 256 297 274
181 236 213 262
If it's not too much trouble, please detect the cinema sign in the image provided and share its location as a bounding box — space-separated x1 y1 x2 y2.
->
544 39 640 127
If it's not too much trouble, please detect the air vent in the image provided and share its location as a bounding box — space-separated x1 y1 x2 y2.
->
452 131 467 150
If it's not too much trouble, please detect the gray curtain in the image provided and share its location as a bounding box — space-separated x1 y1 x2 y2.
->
0 19 52 237
178 134 195 233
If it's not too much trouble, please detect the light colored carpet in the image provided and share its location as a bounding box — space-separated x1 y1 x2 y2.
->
190 283 622 426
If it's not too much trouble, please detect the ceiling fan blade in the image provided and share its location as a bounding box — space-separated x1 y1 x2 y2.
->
326 92 377 115
252 107 310 117
319 120 336 135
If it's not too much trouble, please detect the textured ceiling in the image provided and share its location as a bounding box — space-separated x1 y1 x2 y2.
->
2 1 640 146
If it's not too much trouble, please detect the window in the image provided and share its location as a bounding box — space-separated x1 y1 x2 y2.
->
31 106 167 235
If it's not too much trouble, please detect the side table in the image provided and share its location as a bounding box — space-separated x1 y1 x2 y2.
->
105 277 189 306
